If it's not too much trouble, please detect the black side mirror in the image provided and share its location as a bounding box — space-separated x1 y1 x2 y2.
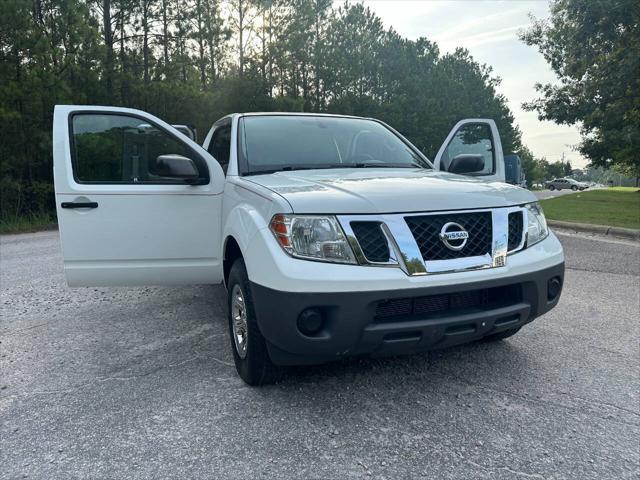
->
171 125 198 142
155 154 200 181
504 153 523 185
448 154 485 174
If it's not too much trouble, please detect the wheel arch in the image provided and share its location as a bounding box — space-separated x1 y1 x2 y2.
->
223 235 244 287
221 184 292 289
221 203 272 287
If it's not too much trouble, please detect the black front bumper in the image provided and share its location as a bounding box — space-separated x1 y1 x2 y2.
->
251 262 565 366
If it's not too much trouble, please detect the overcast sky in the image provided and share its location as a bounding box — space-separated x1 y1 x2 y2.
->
359 0 585 167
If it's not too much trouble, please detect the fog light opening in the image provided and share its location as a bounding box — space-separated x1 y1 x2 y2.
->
547 277 562 301
297 308 324 336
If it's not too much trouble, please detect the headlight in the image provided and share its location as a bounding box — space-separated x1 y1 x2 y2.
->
525 202 549 247
269 214 357 264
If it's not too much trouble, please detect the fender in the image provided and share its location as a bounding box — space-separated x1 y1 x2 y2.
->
221 178 292 283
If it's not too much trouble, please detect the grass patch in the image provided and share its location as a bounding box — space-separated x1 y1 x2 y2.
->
608 186 639 192
541 188 640 229
0 213 57 234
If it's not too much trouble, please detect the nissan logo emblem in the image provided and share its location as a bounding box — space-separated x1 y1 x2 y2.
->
439 222 469 251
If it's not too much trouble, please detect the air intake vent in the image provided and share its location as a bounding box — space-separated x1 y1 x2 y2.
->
375 284 522 321
405 212 492 261
350 221 390 262
508 211 524 251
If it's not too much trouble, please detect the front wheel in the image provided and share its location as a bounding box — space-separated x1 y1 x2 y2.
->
227 259 282 386
548 185 555 191
571 185 578 191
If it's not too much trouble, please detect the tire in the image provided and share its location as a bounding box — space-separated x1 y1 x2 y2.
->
548 185 555 191
227 258 282 386
481 327 522 342
571 185 578 191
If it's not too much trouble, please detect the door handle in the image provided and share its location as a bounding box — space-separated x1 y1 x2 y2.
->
61 201 98 209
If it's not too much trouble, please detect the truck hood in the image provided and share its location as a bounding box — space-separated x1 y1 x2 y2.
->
245 168 537 214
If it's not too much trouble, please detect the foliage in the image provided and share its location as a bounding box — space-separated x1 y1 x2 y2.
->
1 0 524 223
0 213 57 234
520 0 640 179
516 146 573 185
572 165 638 187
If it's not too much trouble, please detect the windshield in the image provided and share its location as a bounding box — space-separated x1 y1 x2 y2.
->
239 115 431 174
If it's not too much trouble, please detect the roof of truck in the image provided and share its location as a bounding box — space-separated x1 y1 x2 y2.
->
234 112 370 120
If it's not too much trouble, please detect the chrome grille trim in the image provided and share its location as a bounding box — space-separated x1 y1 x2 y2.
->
338 206 527 276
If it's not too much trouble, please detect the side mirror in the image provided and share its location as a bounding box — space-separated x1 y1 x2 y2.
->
172 124 197 142
155 154 200 181
504 154 523 185
448 154 485 174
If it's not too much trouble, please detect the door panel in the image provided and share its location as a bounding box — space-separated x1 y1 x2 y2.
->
434 119 505 183
206 119 232 174
53 105 225 286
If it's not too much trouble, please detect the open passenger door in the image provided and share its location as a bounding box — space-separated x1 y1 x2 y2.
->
53 105 225 286
434 119 506 183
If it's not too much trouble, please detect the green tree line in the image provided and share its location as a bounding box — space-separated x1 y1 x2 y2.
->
520 0 639 184
2 0 525 224
519 147 572 186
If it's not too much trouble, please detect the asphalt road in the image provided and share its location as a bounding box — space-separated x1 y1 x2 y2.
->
1 230 638 480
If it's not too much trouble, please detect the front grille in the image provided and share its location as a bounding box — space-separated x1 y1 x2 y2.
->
508 211 524 251
405 212 492 261
375 284 522 321
350 221 390 262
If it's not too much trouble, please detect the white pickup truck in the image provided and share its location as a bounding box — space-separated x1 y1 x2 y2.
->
53 106 564 385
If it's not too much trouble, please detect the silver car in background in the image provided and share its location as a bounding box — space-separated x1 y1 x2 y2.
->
546 178 588 191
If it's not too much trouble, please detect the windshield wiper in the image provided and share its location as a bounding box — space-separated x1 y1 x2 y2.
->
344 162 425 169
245 164 345 175
245 162 427 176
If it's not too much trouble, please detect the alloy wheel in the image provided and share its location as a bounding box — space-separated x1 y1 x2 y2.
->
231 284 248 359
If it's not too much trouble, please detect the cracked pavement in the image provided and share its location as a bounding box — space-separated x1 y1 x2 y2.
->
1 230 638 479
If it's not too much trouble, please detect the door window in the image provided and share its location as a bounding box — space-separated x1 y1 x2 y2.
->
440 123 495 175
208 123 232 173
70 113 207 184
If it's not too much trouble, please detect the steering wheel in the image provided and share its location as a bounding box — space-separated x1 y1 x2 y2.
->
349 153 383 164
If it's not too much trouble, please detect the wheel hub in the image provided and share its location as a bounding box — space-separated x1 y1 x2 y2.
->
231 284 248 359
